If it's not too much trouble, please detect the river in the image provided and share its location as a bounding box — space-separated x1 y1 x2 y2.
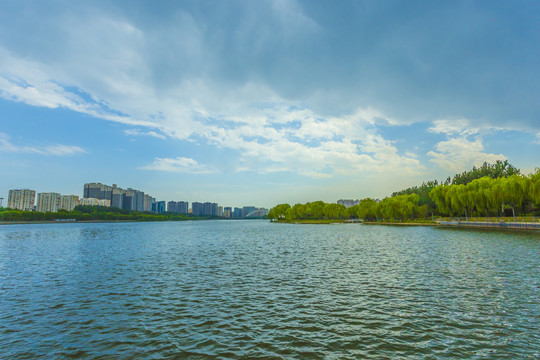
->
0 220 538 359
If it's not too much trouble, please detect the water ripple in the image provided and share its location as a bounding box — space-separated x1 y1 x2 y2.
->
0 221 538 359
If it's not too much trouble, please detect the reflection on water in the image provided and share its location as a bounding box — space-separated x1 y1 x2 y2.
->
0 221 538 358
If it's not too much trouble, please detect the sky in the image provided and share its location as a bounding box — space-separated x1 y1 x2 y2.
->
0 0 539 209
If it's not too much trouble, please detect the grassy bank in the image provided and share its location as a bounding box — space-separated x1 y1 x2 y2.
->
272 219 352 224
362 220 439 226
272 218 538 231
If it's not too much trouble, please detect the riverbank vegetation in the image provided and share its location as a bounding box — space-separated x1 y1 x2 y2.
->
0 205 212 222
268 161 540 223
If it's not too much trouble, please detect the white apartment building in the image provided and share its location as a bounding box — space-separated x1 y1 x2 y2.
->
60 195 80 211
7 189 36 211
37 193 61 212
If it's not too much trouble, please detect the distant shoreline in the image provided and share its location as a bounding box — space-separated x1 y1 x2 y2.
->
0 220 141 225
0 218 266 226
272 219 540 231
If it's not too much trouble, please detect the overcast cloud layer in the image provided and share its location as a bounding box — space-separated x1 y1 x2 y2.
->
0 0 538 206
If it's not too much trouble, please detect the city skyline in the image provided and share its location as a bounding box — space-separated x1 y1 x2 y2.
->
1 1 539 208
5 182 268 217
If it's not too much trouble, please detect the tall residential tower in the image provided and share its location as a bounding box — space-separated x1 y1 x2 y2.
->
7 189 36 211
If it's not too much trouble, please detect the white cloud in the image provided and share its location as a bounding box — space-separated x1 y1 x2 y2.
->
427 137 505 172
428 118 479 136
140 157 217 174
0 31 425 178
41 144 87 156
0 47 159 128
124 129 166 140
199 106 423 177
426 117 516 173
0 132 86 156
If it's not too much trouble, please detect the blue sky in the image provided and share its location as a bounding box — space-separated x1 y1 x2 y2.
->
0 0 539 208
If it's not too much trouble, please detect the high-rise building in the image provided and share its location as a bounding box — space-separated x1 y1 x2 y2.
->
128 188 144 212
167 201 177 213
167 201 189 214
59 195 79 211
7 189 36 211
123 190 134 211
136 191 145 212
233 207 242 218
143 194 153 212
83 183 151 212
101 185 112 202
157 201 166 214
192 202 203 216
111 186 125 209
37 192 61 212
178 201 189 214
224 206 232 218
83 182 112 200
218 206 223 217
84 183 103 199
202 202 218 216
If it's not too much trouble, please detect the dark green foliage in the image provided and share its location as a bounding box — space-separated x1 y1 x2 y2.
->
74 205 133 214
391 160 521 212
430 171 539 217
450 160 520 185
392 180 438 208
0 205 210 222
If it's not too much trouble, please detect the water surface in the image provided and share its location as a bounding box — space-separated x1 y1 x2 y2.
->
0 221 538 359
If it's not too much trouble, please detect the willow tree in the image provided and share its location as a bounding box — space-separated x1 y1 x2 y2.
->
470 177 493 216
429 185 450 215
305 201 325 219
457 184 475 219
531 169 540 205
500 175 532 217
267 203 291 220
323 203 346 219
355 198 378 221
375 194 420 221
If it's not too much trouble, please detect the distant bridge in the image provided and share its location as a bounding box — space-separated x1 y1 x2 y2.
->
245 209 268 218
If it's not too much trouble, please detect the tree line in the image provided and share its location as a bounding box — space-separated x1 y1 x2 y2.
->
430 174 539 218
268 194 425 222
268 161 540 222
0 205 211 222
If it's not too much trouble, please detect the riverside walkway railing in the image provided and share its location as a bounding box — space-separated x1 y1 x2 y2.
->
437 217 540 230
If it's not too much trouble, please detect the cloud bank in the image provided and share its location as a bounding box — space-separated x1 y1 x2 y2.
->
0 1 538 181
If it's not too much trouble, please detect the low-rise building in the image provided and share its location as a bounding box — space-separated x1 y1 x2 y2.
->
79 198 111 207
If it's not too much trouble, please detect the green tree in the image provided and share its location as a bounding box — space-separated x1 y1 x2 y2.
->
268 203 291 220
